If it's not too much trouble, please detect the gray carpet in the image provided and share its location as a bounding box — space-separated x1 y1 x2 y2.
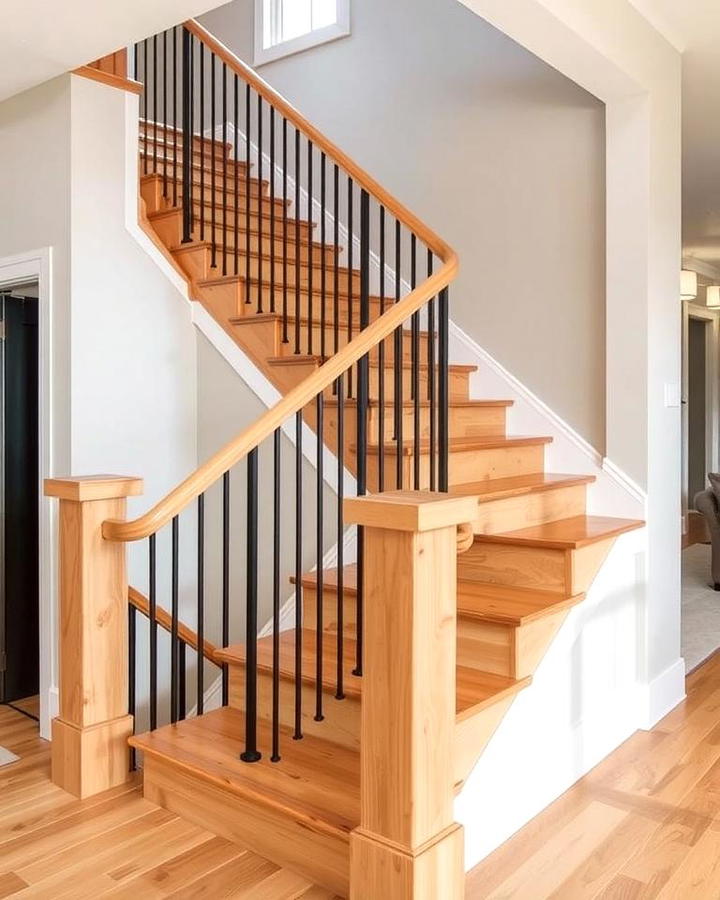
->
0 745 19 767
682 543 720 671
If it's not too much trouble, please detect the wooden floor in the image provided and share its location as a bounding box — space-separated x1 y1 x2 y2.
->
0 702 338 899
466 651 720 899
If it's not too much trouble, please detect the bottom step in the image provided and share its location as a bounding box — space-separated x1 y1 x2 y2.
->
130 708 358 896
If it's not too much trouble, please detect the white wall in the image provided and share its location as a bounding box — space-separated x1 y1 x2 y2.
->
200 0 608 455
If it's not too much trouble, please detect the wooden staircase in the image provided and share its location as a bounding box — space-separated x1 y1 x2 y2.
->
47 29 644 900
128 121 644 897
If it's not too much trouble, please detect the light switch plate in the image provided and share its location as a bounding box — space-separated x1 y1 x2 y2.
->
664 383 681 408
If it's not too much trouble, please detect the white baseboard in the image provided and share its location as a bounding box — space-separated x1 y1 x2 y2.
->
637 657 686 730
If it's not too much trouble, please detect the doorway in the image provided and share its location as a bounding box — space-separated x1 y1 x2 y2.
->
688 316 710 505
0 287 40 709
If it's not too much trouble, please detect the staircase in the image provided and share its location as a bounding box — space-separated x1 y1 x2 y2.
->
47 24 643 900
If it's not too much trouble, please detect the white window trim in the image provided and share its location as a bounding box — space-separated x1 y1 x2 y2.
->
254 0 350 66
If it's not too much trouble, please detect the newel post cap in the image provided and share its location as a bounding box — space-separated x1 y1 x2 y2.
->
343 491 478 533
44 475 144 502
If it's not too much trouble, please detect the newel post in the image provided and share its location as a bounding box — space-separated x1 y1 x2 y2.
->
343 490 477 900
44 475 144 798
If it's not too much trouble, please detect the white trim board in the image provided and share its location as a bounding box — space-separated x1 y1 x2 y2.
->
0 247 56 740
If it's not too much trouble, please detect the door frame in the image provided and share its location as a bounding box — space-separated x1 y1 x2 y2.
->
0 248 54 739
681 300 720 524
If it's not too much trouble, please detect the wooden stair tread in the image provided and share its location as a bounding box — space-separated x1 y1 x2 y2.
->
324 398 513 409
266 354 477 373
455 668 531 719
216 628 363 700
231 311 425 332
195 272 369 302
294 565 359 596
474 514 645 549
361 434 552 456
456 581 584 625
130 707 360 835
449 471 595 502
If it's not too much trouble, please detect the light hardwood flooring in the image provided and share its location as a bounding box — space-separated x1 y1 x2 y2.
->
0 703 339 899
466 651 720 899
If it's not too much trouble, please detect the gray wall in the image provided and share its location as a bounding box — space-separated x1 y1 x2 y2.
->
200 0 607 450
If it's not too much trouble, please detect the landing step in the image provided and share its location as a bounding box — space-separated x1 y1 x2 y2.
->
456 582 583 625
361 434 551 456
130 708 360 834
473 515 645 549
131 708 357 894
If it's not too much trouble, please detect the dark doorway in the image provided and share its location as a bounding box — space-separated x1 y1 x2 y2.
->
0 292 39 704
688 317 709 506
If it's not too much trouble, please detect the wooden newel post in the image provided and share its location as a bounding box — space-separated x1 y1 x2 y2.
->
44 475 144 798
343 490 477 900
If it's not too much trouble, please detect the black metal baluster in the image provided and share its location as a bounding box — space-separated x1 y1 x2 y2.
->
394 220 403 489
270 107 276 312
222 63 228 276
257 94 264 312
200 42 205 238
411 234 420 490
378 206 386 491
294 130 301 353
162 30 168 198
333 165 340 356
335 374 345 700
181 28 192 244
242 448 262 762
294 410 303 739
173 28 178 206
128 604 136 771
142 40 148 175
245 84 251 305
178 642 187 721
439 287 450 491
315 393 324 721
427 250 437 491
320 152 327 359
171 515 179 724
233 74 239 275
307 140 313 354
197 492 205 716
347 177 353 397
149 534 157 730
210 52 217 268
152 34 157 176
282 118 289 342
222 471 230 705
354 191 370 678
271 428 281 761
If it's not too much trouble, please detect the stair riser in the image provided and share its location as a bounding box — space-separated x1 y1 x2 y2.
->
368 443 546 492
139 128 234 159
457 609 569 680
228 668 360 751
471 484 587 536
197 277 381 323
303 586 358 640
151 209 336 264
139 141 243 170
325 402 507 449
139 149 250 182
143 757 350 897
174 245 359 294
458 538 614 595
140 174 285 218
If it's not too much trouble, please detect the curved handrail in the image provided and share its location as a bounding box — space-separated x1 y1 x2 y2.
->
103 21 459 544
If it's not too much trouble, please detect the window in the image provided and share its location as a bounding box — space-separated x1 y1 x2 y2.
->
254 0 350 65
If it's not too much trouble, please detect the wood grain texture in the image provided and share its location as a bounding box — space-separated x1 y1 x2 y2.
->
0 706 337 898
463 656 720 899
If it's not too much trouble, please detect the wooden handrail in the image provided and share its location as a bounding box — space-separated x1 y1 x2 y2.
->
183 19 454 263
102 21 459 544
128 586 221 664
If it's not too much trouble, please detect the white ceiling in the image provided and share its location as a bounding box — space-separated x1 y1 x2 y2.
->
0 0 228 104
629 1 720 275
